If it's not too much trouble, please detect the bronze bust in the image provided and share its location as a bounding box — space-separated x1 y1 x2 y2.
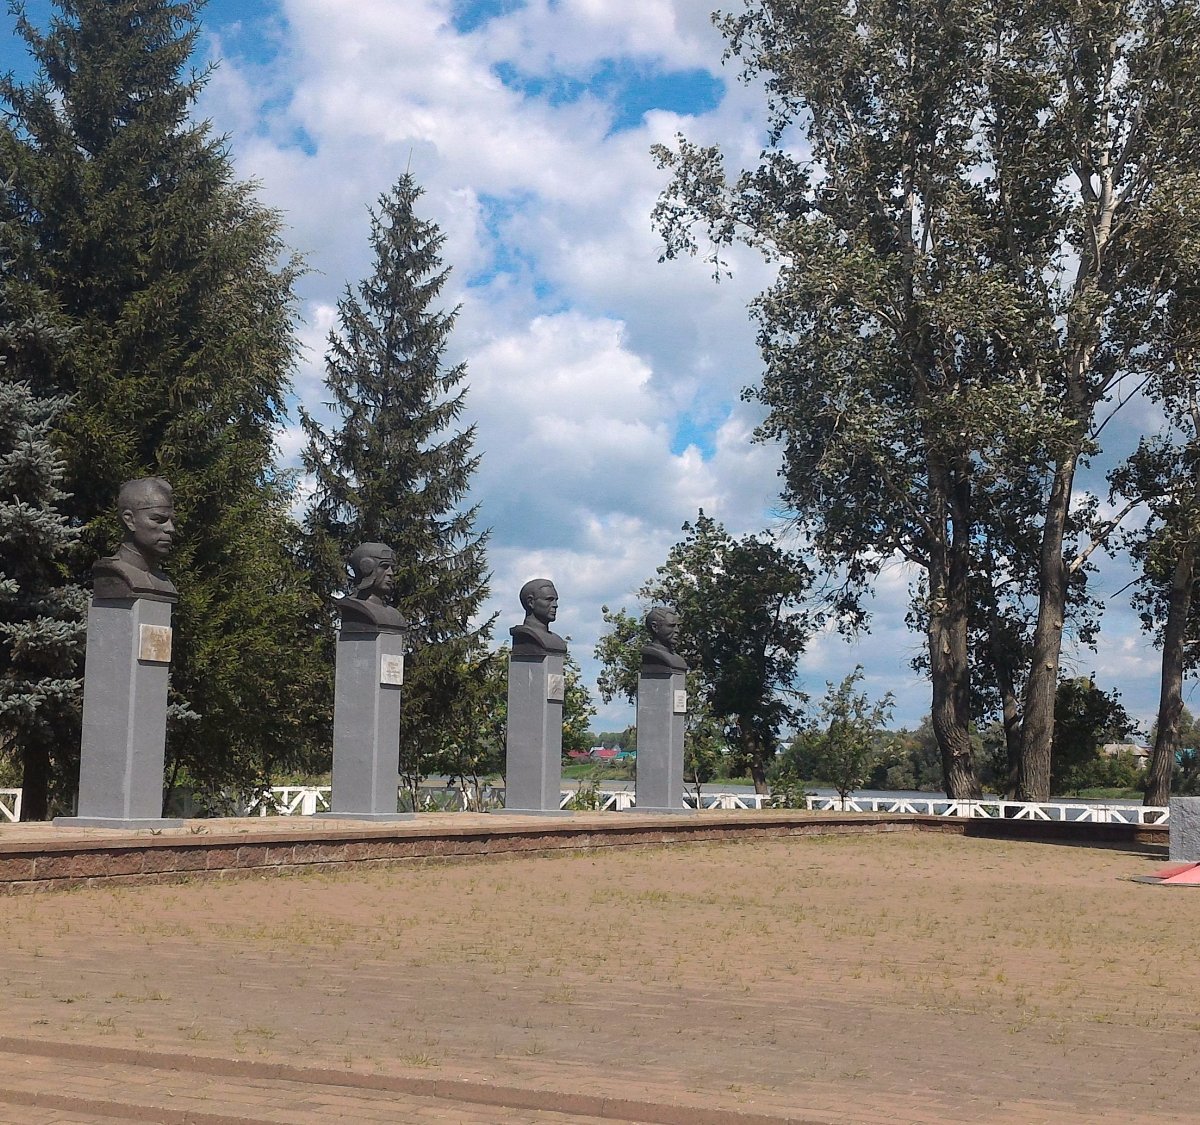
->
641 606 687 673
338 542 406 631
92 477 178 600
510 578 567 656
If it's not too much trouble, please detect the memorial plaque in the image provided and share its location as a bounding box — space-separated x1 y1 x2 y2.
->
673 689 688 714
138 624 173 664
547 673 565 702
380 653 404 686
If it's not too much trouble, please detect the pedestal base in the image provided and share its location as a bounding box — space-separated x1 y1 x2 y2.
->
54 816 183 831
331 627 406 820
1169 796 1200 861
635 669 688 813
75 595 175 824
504 652 565 814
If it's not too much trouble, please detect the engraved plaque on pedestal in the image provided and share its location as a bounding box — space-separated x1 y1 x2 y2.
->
673 689 688 714
138 624 173 663
547 673 565 702
380 653 404 686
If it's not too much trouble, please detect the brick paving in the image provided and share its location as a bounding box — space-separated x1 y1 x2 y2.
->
0 831 1193 1123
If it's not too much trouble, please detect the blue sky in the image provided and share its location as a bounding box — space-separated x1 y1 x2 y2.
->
0 0 1176 736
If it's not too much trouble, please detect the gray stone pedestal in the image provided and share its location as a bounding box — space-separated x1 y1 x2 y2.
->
1169 797 1200 860
498 652 569 815
55 595 182 830
328 626 412 821
632 669 692 814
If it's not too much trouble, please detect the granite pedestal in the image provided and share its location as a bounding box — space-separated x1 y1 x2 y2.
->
1169 797 1200 860
55 594 182 830
632 669 691 814
328 626 412 821
499 652 569 815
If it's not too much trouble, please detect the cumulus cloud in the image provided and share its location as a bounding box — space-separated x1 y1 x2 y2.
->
187 0 1176 736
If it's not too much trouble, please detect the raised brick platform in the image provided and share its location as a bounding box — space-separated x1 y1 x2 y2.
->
0 809 1167 894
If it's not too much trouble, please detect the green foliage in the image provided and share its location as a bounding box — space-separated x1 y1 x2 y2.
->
805 667 895 801
766 777 811 809
1051 677 1139 795
0 0 326 808
301 172 492 790
593 604 641 705
886 719 979 793
561 652 596 756
0 375 86 818
653 0 1200 801
1151 706 1200 754
683 680 725 799
641 511 819 791
593 727 637 751
564 777 602 812
426 645 507 809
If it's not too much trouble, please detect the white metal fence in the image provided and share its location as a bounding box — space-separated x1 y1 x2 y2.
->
802 794 1169 825
0 785 1168 824
0 789 20 823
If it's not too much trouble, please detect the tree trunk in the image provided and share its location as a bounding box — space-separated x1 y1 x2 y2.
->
929 610 979 799
1145 540 1196 806
742 724 770 794
1018 454 1078 800
985 624 1023 799
20 742 50 821
749 756 769 795
924 447 979 799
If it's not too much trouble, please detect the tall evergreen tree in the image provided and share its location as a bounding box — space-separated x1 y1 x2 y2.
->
0 229 86 818
0 0 327 807
302 173 492 781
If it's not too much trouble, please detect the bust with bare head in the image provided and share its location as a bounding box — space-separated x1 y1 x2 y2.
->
641 606 688 673
509 578 567 655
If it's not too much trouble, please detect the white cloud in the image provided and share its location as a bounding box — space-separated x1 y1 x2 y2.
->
188 0 1179 745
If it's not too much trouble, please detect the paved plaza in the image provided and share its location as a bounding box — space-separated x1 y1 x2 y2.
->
0 831 1194 1123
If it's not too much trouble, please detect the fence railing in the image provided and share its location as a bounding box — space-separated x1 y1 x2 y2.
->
0 789 20 823
803 794 1169 825
0 785 1168 825
243 786 332 817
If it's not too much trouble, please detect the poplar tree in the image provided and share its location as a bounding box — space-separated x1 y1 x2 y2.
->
0 0 327 805
302 173 492 779
655 0 1200 798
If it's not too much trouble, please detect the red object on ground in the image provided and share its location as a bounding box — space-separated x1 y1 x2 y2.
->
1153 862 1200 884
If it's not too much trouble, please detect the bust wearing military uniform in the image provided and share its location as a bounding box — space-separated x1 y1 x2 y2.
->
92 477 178 601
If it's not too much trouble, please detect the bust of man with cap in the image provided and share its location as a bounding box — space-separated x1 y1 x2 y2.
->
510 578 567 656
641 607 688 673
92 477 178 601
338 542 406 631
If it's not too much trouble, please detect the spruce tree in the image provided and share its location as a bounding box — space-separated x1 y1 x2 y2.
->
0 0 328 805
0 246 86 819
302 173 492 781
